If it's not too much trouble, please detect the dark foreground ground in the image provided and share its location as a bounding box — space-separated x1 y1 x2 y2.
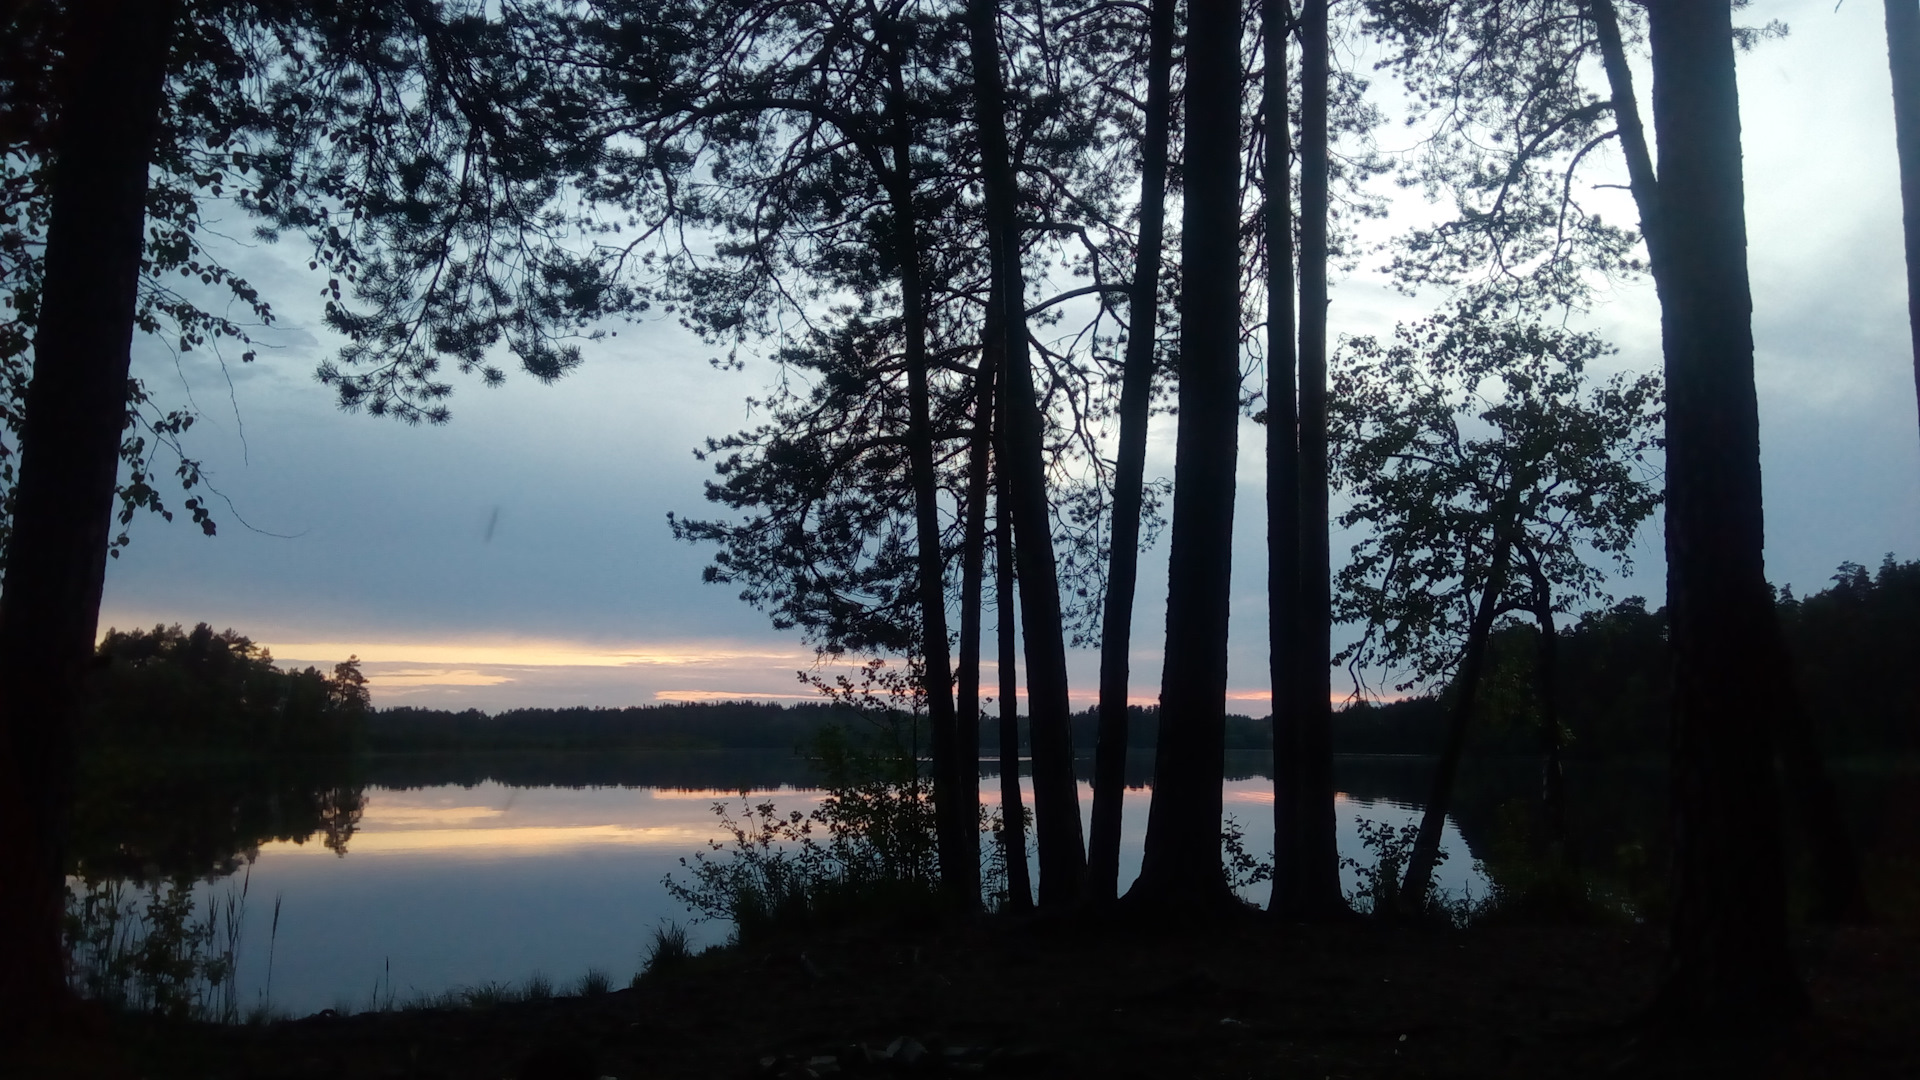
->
18 919 1920 1079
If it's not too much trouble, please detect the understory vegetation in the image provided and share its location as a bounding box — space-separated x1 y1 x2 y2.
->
63 874 249 1024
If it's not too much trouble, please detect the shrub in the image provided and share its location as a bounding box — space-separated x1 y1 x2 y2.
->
664 701 946 942
1339 816 1513 927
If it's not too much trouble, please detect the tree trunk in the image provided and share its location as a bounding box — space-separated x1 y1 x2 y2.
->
1887 0 1920 434
1127 0 1242 913
1399 534 1513 911
879 24 970 906
1087 0 1176 905
1772 691 1871 921
1587 0 1660 255
1264 0 1307 918
1524 556 1568 856
966 0 1085 907
1287 0 1348 919
1604 0 1868 971
0 0 180 1028
996 391 1034 911
1634 0 1805 1027
954 300 1000 908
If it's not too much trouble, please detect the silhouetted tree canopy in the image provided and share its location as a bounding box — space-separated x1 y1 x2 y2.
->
1329 308 1663 695
86 623 368 754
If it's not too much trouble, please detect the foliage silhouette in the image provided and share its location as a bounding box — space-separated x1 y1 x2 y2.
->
1328 307 1661 909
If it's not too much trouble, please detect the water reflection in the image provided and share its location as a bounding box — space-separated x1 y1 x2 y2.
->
158 760 1484 1016
70 746 1920 1018
69 753 364 880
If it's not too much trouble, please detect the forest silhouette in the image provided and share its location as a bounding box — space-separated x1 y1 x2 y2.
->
3 0 1919 1076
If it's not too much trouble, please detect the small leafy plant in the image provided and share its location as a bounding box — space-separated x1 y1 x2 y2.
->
1341 816 1433 917
1222 814 1274 895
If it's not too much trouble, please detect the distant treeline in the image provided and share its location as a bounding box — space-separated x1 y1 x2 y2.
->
365 701 869 752
359 699 1275 753
86 557 1916 760
1341 555 1920 759
365 702 1272 753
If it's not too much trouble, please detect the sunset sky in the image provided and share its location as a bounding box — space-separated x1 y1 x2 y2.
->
97 0 1920 711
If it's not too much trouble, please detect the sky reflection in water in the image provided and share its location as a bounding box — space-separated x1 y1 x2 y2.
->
218 777 1484 1016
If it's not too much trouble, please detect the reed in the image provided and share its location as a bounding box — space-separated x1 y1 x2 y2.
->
64 870 250 1022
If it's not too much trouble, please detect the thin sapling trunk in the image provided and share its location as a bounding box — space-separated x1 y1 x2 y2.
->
1088 0 1176 904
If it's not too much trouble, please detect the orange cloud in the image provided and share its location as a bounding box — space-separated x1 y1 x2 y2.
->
652 690 823 702
366 668 516 690
262 637 814 670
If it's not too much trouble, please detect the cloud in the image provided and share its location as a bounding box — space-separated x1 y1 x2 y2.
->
651 690 827 702
365 668 518 692
266 637 814 669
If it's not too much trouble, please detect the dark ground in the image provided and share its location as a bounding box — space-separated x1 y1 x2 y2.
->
16 917 1920 1079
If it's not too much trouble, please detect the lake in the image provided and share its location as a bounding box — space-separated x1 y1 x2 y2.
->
69 740 1920 1020
103 751 1502 1017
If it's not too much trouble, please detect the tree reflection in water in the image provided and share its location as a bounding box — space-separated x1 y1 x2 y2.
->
64 754 365 1020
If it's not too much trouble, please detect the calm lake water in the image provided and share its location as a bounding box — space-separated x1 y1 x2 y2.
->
181 752 1492 1016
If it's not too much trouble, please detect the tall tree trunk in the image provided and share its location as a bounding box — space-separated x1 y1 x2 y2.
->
1264 0 1307 918
1087 0 1176 904
1634 0 1804 1026
1601 0 1868 989
1887 0 1920 434
1127 0 1242 913
1399 533 1513 911
954 303 1000 908
966 0 1085 907
1288 0 1348 919
0 0 180 1027
996 389 1034 911
879 26 969 906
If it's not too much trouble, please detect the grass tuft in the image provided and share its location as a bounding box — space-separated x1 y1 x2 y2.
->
461 980 515 1008
576 968 612 997
634 922 692 986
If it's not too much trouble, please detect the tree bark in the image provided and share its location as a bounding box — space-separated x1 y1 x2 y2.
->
1128 0 1242 913
0 0 180 1027
967 0 1085 907
1887 0 1920 435
1399 534 1513 911
1263 0 1308 918
1286 0 1348 919
954 298 1000 907
996 385 1034 911
1641 0 1803 1027
878 20 970 906
1087 0 1176 905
